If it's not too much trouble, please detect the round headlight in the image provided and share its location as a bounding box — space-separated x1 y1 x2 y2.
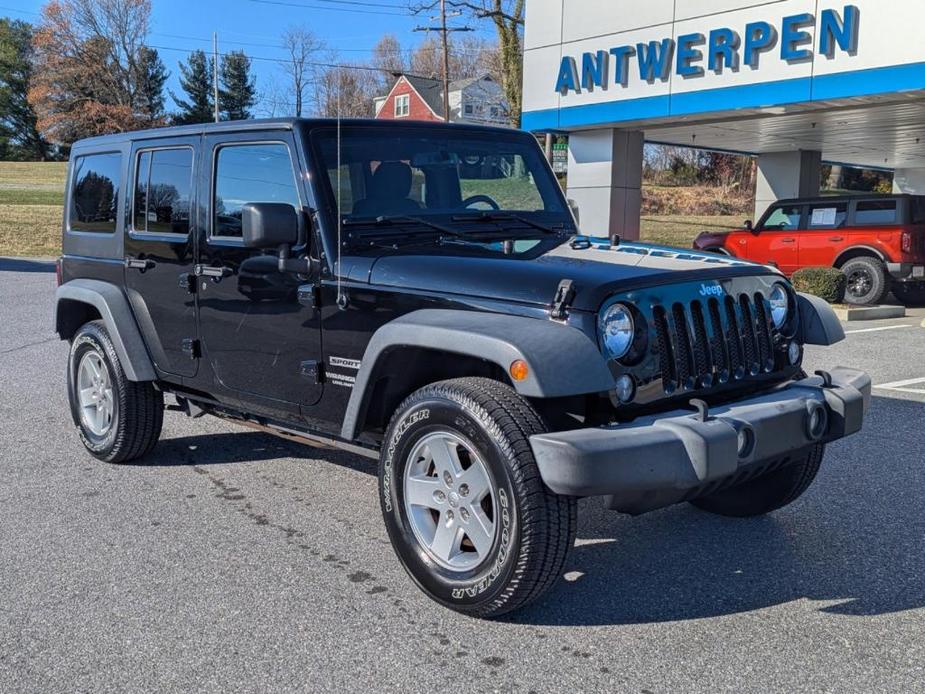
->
769 283 790 328
600 303 635 360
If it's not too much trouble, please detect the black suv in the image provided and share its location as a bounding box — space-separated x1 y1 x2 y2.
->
55 119 870 617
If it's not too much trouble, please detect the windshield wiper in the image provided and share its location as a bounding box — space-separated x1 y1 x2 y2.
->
451 211 565 235
343 214 467 240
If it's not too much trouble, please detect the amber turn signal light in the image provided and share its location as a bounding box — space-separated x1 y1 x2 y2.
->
509 360 530 382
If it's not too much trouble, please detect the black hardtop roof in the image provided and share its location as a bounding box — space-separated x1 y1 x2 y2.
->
773 193 923 205
70 117 523 150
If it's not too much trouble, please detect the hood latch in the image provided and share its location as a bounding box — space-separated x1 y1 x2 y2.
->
550 279 575 321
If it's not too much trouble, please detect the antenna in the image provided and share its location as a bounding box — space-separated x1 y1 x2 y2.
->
213 32 220 123
336 76 344 309
414 0 472 122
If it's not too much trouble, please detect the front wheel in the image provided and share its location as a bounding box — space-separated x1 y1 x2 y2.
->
379 377 576 618
691 444 825 517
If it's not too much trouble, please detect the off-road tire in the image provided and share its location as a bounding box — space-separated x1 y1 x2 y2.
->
379 377 577 618
691 443 825 517
892 281 925 307
841 256 889 306
67 320 163 463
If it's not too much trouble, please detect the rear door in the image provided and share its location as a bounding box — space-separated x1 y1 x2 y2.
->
124 136 200 377
751 203 804 274
196 130 322 421
798 200 849 268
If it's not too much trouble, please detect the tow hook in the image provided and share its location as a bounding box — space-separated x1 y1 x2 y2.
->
550 279 575 320
689 398 711 422
815 370 834 388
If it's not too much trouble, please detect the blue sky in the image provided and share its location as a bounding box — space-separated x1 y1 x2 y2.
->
1 0 465 114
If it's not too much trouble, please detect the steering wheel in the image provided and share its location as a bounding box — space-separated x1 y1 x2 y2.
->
460 194 501 211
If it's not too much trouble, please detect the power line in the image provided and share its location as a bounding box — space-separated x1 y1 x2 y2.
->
246 0 412 16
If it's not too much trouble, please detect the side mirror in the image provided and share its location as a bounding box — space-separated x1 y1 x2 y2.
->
242 202 299 249
744 219 754 231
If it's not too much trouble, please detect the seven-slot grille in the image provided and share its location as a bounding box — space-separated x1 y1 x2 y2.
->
653 293 777 393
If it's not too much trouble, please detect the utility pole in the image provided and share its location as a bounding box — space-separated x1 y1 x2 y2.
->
213 32 220 123
414 3 471 122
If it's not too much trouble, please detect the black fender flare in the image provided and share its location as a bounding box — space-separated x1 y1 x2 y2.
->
797 292 845 346
54 279 157 382
340 309 613 440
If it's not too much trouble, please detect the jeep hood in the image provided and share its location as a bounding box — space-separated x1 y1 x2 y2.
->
364 239 778 312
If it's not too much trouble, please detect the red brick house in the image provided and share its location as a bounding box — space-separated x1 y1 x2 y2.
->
374 74 510 127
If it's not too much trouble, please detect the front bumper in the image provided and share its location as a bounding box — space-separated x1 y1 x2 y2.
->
887 263 925 281
530 367 870 514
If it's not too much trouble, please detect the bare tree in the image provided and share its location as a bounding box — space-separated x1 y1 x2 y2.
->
282 25 323 117
314 54 379 118
371 34 406 92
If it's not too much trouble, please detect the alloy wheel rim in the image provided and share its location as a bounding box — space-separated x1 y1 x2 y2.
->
403 431 497 572
847 269 872 298
77 351 115 437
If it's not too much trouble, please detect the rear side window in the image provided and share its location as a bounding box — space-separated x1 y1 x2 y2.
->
911 197 925 224
70 152 122 233
762 205 802 230
212 143 300 238
855 200 898 225
807 202 848 229
133 148 194 235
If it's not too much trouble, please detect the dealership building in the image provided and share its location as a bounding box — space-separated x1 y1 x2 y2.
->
522 0 925 239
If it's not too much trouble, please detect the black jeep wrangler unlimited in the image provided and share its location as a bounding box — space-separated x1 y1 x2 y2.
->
55 119 870 617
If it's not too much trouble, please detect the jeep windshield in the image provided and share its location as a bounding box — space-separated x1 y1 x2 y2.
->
310 125 575 245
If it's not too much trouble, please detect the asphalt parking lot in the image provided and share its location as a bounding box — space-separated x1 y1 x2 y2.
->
1 256 923 693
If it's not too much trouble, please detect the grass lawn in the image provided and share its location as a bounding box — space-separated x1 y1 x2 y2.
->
0 162 66 257
640 214 741 248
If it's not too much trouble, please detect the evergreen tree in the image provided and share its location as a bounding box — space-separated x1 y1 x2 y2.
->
219 50 257 121
0 18 50 160
134 47 168 122
171 50 214 125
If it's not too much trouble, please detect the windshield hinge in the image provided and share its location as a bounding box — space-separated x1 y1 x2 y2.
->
550 279 575 321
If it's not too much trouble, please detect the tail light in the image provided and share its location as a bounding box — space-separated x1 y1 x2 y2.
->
55 257 63 286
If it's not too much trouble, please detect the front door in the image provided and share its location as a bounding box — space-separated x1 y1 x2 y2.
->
124 137 199 377
196 131 322 420
753 203 804 275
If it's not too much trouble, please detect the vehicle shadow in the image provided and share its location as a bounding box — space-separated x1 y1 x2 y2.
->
513 394 925 626
138 431 376 477
0 257 55 273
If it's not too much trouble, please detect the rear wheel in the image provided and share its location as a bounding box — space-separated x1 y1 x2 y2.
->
379 377 577 618
841 256 889 305
691 444 825 517
892 281 925 307
67 320 163 463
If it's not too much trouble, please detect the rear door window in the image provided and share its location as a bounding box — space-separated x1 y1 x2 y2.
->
807 202 848 229
761 205 803 231
69 152 122 233
855 200 898 225
212 143 300 238
133 148 194 235
910 197 925 224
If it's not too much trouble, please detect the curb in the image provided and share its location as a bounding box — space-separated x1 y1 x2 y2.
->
832 305 906 322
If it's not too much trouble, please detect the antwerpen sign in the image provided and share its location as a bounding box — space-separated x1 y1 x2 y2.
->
554 5 860 94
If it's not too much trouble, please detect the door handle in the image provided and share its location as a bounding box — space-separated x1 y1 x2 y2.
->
194 264 233 282
781 238 796 244
125 258 155 271
829 236 844 242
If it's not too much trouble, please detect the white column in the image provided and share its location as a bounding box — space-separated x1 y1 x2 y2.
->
893 168 925 194
566 129 644 241
754 150 822 221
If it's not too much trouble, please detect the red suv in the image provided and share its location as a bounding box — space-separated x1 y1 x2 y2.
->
694 194 925 305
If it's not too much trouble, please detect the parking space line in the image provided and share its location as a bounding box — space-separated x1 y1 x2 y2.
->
845 325 912 334
874 376 925 393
